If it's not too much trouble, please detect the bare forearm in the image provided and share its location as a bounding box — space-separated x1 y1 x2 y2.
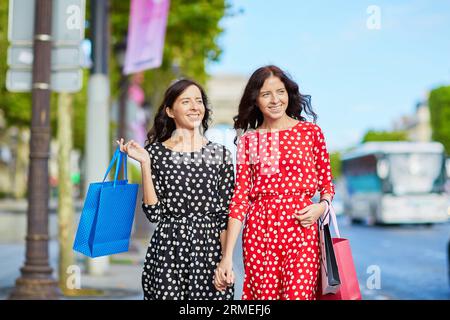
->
222 218 243 260
220 230 227 254
141 160 158 205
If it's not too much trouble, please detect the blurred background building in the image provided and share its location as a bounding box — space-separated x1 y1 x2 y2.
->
206 73 247 127
393 98 432 142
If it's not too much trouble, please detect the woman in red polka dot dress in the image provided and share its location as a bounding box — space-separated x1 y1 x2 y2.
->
214 65 334 300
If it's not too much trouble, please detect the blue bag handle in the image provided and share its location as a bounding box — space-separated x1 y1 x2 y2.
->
113 152 121 187
102 147 120 182
113 151 128 187
102 147 128 186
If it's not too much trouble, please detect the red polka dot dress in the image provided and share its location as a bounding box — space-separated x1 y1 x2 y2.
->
229 121 335 300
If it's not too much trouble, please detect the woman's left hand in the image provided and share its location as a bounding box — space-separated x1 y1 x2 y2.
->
116 138 150 165
294 202 327 228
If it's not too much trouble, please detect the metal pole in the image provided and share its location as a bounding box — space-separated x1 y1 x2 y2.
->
117 73 128 182
91 0 109 75
85 0 110 275
9 0 61 299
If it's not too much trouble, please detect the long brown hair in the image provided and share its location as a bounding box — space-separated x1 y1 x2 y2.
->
233 65 317 143
146 79 211 145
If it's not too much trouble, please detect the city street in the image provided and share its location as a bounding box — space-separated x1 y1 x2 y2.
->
340 216 450 300
1 215 449 300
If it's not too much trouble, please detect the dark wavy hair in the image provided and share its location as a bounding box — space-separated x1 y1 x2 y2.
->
233 65 317 143
146 79 211 145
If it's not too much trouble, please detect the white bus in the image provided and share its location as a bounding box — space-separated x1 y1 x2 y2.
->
341 142 449 225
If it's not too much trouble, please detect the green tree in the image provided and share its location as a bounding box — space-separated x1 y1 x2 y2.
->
362 130 408 143
329 151 341 179
110 0 233 109
429 86 450 155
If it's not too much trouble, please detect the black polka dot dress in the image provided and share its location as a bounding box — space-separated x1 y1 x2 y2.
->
141 141 235 300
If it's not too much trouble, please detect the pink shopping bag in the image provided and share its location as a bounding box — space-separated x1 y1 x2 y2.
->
317 205 362 300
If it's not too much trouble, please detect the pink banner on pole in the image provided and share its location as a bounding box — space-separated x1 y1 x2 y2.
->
124 0 170 75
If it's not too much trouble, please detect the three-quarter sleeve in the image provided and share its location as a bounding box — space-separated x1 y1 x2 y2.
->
228 134 253 222
216 147 235 232
141 151 165 223
313 126 335 200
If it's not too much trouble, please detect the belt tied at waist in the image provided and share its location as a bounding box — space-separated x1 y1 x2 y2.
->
161 210 220 222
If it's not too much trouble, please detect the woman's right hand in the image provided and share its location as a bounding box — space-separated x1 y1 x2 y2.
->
214 257 234 291
116 138 150 165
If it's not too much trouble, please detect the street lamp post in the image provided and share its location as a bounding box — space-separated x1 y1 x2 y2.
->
9 0 61 299
114 39 143 251
85 0 111 276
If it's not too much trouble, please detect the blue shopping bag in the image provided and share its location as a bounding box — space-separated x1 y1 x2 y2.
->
73 148 139 258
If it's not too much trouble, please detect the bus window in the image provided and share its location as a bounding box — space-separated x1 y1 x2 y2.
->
388 153 444 195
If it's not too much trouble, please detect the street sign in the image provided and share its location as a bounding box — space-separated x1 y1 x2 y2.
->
7 0 86 93
8 46 82 70
53 0 86 45
6 69 83 93
8 0 86 44
7 0 35 44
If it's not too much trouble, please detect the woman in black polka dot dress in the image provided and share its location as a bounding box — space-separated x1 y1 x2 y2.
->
118 79 235 300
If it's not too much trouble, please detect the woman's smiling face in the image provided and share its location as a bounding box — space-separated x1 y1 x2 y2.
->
256 75 289 121
166 84 205 130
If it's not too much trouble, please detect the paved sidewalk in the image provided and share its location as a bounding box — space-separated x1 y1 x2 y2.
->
0 197 148 300
0 236 245 300
0 199 245 300
0 238 149 300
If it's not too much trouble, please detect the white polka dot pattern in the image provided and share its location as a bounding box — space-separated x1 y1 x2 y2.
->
228 121 335 300
141 141 235 300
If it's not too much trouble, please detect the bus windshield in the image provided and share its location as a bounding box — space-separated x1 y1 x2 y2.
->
388 153 444 195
